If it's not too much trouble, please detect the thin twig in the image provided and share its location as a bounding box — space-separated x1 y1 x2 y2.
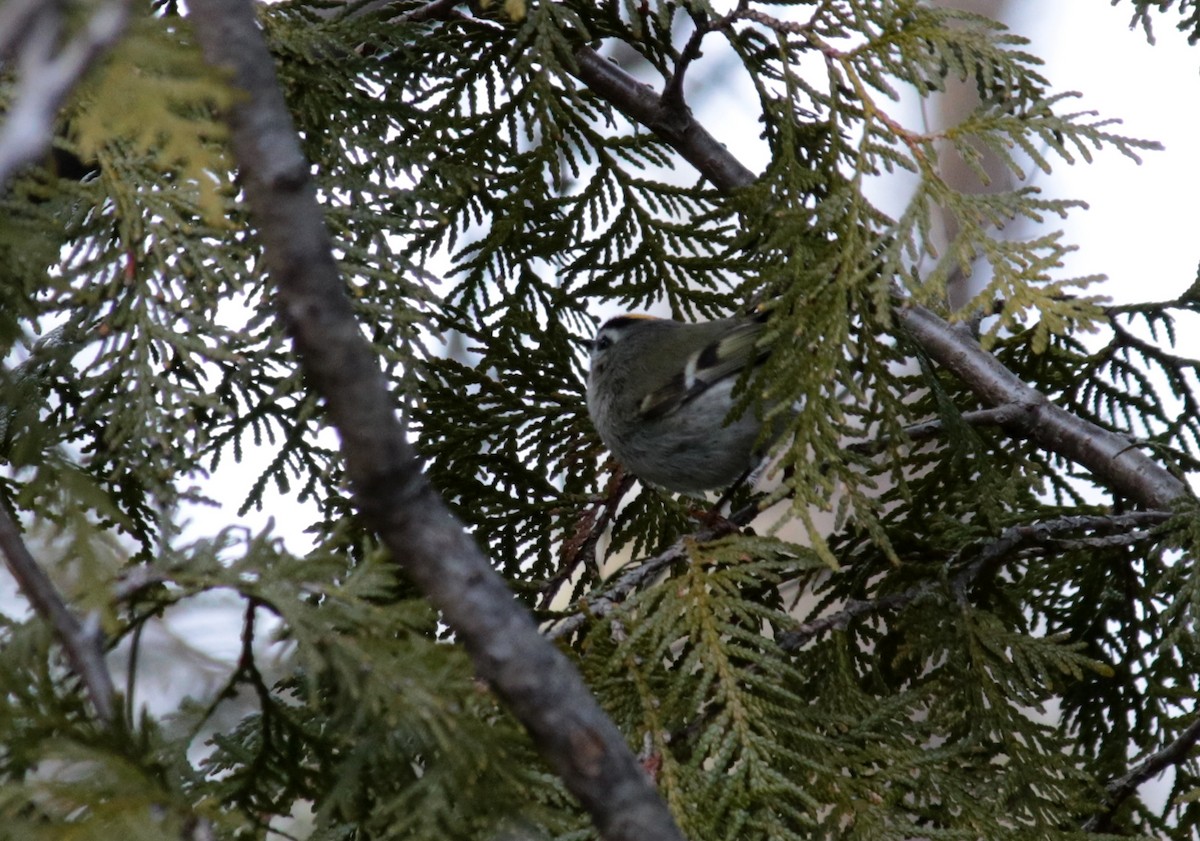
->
571 45 758 193
545 496 762 640
895 404 1034 444
1082 714 1200 832
844 403 1036 459
0 505 116 723
125 618 144 727
738 7 815 36
777 511 1173 652
184 597 276 750
397 0 463 23
661 10 709 112
538 471 635 611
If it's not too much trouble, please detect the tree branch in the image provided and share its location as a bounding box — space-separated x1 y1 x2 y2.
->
185 3 684 840
546 496 762 641
0 505 116 723
563 44 1189 510
398 0 463 24
0 0 44 60
777 511 1172 651
893 404 1033 444
661 9 709 112
841 403 1036 460
897 304 1189 508
0 0 131 189
1083 713 1200 832
571 45 757 193
538 471 635 611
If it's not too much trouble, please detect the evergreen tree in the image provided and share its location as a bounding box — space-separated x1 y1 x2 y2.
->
0 0 1198 838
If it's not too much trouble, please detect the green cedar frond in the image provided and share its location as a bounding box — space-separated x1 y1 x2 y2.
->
1117 0 1200 45
70 14 234 224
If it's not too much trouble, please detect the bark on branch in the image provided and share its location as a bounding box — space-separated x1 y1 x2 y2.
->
185 3 685 840
0 505 116 723
898 304 1188 508
571 46 757 193
777 511 1172 652
1083 714 1200 832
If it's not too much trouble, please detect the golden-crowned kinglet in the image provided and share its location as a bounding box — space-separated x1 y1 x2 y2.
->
586 314 780 493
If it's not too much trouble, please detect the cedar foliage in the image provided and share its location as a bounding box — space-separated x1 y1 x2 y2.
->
0 0 1198 839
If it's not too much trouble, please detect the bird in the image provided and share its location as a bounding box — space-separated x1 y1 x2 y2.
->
585 313 782 493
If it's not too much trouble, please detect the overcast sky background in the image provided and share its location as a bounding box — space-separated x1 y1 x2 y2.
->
1025 3 1199 306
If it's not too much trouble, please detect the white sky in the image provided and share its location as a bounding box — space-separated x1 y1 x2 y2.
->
1028 2 1200 306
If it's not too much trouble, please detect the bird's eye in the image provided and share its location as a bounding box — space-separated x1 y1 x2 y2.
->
593 334 613 353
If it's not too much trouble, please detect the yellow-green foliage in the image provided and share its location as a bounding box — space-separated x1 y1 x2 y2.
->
70 13 235 224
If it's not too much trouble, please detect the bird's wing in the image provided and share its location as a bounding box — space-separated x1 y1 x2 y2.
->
637 319 768 421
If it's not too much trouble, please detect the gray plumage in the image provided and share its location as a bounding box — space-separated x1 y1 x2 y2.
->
586 315 776 493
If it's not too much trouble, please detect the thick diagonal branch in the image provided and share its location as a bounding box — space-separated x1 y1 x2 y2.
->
186 3 684 840
898 305 1187 508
